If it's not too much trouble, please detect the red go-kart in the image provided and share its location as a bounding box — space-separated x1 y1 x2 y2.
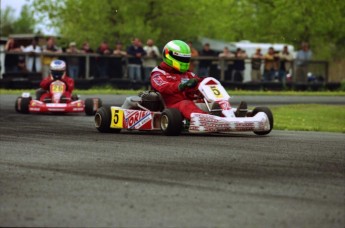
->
15 80 102 115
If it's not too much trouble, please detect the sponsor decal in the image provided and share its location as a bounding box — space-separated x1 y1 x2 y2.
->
46 103 67 107
166 75 177 80
152 75 167 86
72 108 84 111
218 100 231 110
125 110 152 129
235 122 255 131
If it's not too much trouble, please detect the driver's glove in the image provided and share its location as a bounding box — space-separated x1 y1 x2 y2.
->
178 78 198 91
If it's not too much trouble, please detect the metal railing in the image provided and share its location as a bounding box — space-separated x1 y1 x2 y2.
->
1 51 329 83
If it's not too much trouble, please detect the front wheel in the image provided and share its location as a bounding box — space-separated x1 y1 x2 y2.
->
160 108 183 136
15 97 31 114
85 98 103 116
94 106 121 133
252 107 274 135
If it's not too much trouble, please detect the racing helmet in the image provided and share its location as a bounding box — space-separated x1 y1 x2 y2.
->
162 40 191 73
50 59 66 80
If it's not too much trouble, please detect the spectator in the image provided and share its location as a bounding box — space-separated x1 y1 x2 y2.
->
251 48 263 82
80 41 94 54
66 42 81 79
218 46 235 81
111 41 127 78
263 47 279 82
21 37 42 73
143 39 160 83
295 42 312 83
42 37 62 78
4 38 21 73
80 41 94 78
278 45 294 83
232 48 247 82
198 43 216 77
126 38 146 82
188 41 199 73
96 41 111 78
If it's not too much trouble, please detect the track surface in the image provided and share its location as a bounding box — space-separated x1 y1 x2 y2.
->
0 95 344 227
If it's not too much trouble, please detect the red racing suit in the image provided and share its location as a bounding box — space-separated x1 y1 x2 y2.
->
150 62 206 119
39 74 74 102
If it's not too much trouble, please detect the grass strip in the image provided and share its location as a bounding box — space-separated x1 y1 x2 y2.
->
270 104 345 133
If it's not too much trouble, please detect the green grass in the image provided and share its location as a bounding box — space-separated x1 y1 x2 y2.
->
271 104 345 133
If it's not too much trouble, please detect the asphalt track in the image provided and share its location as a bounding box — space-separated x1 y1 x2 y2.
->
0 94 344 227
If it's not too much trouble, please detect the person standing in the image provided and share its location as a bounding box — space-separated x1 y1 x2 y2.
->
295 42 312 83
251 48 263 82
21 37 42 73
198 43 216 77
66 42 81 79
143 39 160 83
4 38 21 73
126 38 146 82
96 41 111 78
232 48 247 82
278 45 294 83
42 37 62 78
112 42 127 78
263 47 278 82
218 46 235 81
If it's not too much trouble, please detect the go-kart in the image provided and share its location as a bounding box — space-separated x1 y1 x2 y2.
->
15 80 102 115
94 77 273 136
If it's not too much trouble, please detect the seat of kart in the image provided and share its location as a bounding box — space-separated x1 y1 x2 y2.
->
121 91 165 112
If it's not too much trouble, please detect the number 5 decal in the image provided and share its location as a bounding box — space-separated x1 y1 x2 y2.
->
210 85 223 98
110 107 123 128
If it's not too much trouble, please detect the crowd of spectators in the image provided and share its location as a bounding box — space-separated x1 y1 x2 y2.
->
3 36 313 83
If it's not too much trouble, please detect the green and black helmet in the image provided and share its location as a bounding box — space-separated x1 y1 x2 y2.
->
162 40 191 73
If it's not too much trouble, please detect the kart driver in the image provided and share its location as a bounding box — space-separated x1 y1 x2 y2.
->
150 40 206 119
38 59 75 103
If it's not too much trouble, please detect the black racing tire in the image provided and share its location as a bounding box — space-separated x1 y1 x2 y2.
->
14 97 21 113
85 98 102 116
252 107 274 135
160 108 183 136
94 106 121 133
15 97 31 114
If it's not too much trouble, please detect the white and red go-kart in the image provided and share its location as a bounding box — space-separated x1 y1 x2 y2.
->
15 80 102 115
95 77 273 136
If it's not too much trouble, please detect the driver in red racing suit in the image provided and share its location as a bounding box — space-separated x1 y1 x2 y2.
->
150 40 206 119
38 59 75 103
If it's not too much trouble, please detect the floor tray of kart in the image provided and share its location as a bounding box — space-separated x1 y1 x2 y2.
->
95 77 273 136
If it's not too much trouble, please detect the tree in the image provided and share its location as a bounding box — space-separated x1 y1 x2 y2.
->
31 0 345 60
0 5 38 36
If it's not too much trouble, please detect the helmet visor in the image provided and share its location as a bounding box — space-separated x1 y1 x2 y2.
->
169 51 191 63
51 70 64 80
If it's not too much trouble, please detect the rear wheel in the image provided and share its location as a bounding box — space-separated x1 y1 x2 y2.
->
160 108 183 136
252 107 273 135
85 98 103 116
95 106 121 133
